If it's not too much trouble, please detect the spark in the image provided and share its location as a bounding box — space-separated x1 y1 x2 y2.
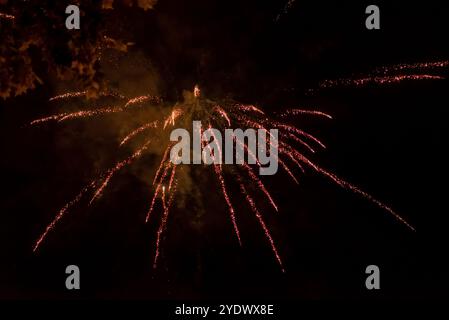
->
49 91 126 102
57 107 123 122
319 61 448 90
375 60 449 74
153 180 177 269
206 124 242 245
30 114 68 125
287 148 415 231
168 165 177 191
273 122 327 149
31 94 162 126
321 74 445 88
236 104 265 115
234 136 261 166
29 106 123 125
242 163 278 212
124 95 161 108
153 145 171 185
49 91 88 102
279 143 305 173
282 132 316 153
119 121 158 146
278 109 333 119
278 155 301 184
161 186 166 210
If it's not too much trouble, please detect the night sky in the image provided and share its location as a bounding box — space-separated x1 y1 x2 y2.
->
1 0 449 301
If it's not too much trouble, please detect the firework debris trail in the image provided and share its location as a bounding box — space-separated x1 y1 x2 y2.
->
153 180 178 269
48 91 126 102
32 140 152 252
237 176 284 272
319 60 448 89
33 181 97 252
29 60 441 269
120 121 158 146
89 139 152 204
240 98 417 232
207 123 242 246
30 94 161 125
146 161 171 223
321 74 444 88
242 163 278 212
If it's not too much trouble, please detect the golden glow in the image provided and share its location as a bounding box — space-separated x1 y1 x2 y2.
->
194 85 201 98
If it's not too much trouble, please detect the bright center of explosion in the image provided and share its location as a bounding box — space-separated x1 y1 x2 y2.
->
194 85 201 98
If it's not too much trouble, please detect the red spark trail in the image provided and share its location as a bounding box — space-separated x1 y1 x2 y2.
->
231 122 300 183
290 149 415 231
231 124 300 184
89 140 151 204
319 167 416 231
238 180 284 272
30 106 124 125
318 60 448 89
124 95 161 108
153 180 177 269
236 104 265 115
233 137 261 166
33 181 97 252
206 124 242 245
273 122 327 149
31 94 161 126
168 165 177 191
279 144 305 174
242 163 278 212
58 106 123 122
214 105 231 126
163 108 183 129
48 91 126 102
282 132 316 153
278 109 333 119
375 60 449 73
119 121 158 146
30 114 68 125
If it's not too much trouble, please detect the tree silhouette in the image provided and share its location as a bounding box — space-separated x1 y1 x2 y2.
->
0 0 157 99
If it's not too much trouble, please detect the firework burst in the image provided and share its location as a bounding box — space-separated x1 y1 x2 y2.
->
29 60 441 271
319 60 447 89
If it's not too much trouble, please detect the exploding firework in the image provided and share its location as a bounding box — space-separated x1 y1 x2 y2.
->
29 60 440 271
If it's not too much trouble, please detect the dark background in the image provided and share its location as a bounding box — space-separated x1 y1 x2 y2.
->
1 0 448 300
